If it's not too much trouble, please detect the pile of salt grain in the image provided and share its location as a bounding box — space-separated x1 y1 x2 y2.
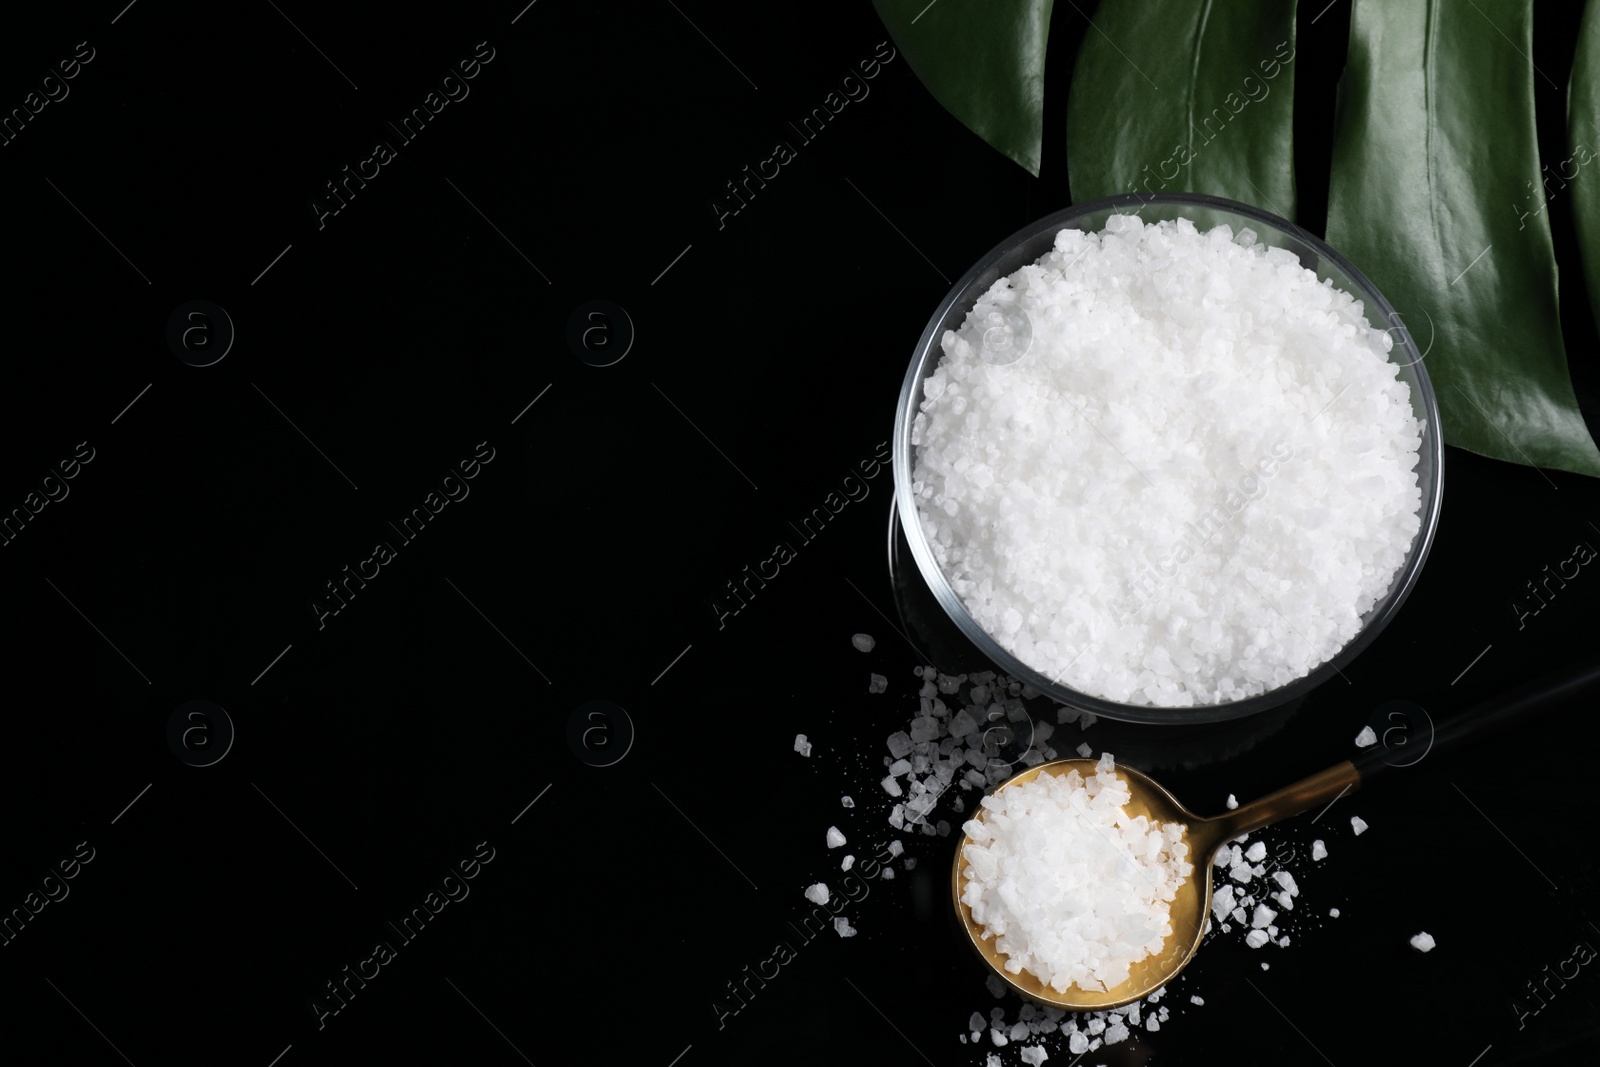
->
961 753 1192 993
910 214 1425 707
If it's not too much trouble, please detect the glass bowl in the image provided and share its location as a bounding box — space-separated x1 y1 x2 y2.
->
891 192 1444 725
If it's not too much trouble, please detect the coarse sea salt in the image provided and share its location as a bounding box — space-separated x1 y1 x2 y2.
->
1410 931 1435 952
910 215 1423 706
960 752 1193 992
804 657 1361 1064
1351 816 1368 836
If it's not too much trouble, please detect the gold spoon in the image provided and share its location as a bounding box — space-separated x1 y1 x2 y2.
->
950 658 1600 1009
951 756 1354 1010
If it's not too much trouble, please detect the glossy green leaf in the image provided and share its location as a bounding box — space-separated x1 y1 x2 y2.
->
1326 0 1600 477
1065 0 1298 218
872 0 1055 176
1569 0 1600 349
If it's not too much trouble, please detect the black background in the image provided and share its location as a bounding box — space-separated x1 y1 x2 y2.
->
0 1 1597 1064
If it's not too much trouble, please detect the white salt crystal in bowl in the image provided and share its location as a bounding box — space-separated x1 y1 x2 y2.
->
891 193 1443 724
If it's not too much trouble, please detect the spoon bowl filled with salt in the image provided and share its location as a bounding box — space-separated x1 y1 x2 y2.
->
952 659 1600 1008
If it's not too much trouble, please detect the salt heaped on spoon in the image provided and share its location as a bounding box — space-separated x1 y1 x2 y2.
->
801 651 1356 1063
960 753 1194 993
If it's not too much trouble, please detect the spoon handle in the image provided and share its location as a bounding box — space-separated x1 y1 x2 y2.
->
1207 761 1361 845
1350 655 1600 783
1202 657 1600 849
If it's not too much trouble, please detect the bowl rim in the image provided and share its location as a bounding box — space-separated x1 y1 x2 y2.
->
890 190 1445 725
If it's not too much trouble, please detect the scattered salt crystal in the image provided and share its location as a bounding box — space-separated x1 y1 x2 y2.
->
881 868 895 880
1009 1022 1029 1041
1075 742 1093 758
1311 839 1326 861
841 854 854 871
834 916 856 937
803 883 829 905
1226 794 1239 809
1261 962 1270 970
1329 907 1340 918
986 1056 1001 1067
1410 931 1436 952
888 758 912 777
1068 1031 1089 1055
1273 870 1298 895
1211 883 1236 922
869 673 888 694
1104 1022 1129 1044
1147 1017 1161 1032
793 733 812 757
1354 725 1377 747
1277 935 1290 947
969 1012 986 1032
1351 816 1368 836
881 776 902 797
1245 841 1266 862
990 1028 1008 1047
1020 1046 1049 1065
1189 995 1205 1006
1246 929 1270 948
852 633 876 653
887 732 913 759
826 826 847 848
1251 904 1277 929
888 840 904 857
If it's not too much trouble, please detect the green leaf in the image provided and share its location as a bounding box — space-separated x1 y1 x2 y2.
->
872 0 1055 176
1326 0 1600 478
1569 1 1600 347
1065 0 1298 218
